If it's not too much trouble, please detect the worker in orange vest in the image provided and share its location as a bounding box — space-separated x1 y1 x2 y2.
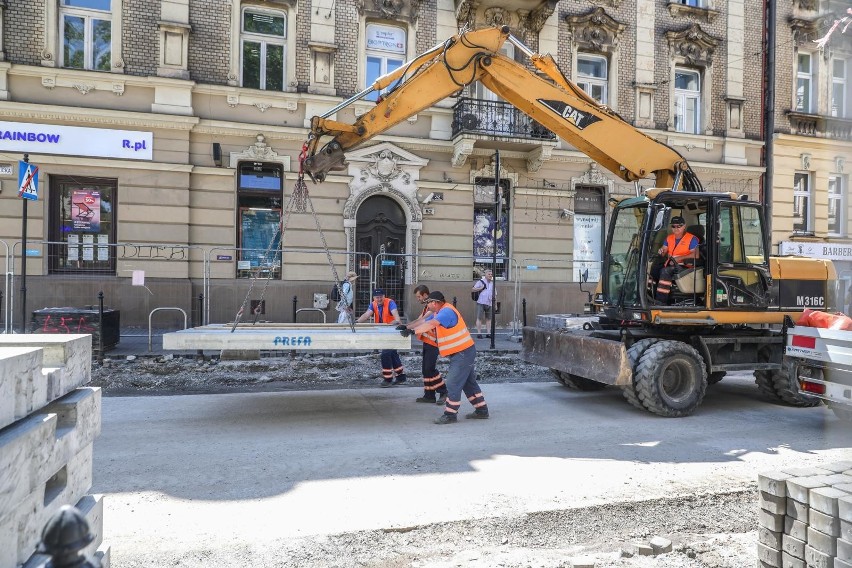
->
356 288 407 387
399 284 448 404
401 291 489 424
651 216 699 304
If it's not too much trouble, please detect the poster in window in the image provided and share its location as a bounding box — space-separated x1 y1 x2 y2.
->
71 189 101 232
82 234 94 261
240 208 282 269
97 234 109 261
573 214 602 282
473 208 508 258
67 234 79 261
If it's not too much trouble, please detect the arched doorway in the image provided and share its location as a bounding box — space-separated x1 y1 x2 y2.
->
357 195 407 316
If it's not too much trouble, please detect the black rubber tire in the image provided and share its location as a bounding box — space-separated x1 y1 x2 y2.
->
634 340 708 417
830 405 852 422
753 359 821 407
708 371 726 385
556 370 607 391
622 338 663 410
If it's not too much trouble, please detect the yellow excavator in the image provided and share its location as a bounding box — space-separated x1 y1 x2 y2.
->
302 26 837 417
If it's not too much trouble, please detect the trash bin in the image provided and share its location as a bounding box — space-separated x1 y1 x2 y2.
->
31 307 120 350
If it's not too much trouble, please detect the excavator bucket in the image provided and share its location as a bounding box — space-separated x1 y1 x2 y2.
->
521 327 632 386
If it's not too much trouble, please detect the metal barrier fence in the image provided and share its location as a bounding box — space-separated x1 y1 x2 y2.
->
517 257 603 325
2 240 9 333
205 247 373 325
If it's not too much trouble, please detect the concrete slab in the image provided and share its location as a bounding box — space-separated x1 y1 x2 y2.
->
0 334 91 382
163 323 412 351
0 347 42 430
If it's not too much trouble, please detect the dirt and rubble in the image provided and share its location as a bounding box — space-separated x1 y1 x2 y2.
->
92 350 761 567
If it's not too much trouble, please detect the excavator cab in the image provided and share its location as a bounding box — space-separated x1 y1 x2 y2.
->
601 191 772 324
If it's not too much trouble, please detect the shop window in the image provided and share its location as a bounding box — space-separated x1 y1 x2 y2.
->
473 178 510 280
573 186 605 282
241 7 287 91
364 23 406 102
828 175 845 237
796 52 814 113
49 176 116 274
577 54 608 105
832 59 847 118
674 67 700 134
60 0 111 71
793 171 812 234
236 161 283 278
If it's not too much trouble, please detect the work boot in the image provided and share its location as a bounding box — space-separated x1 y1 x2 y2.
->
380 380 393 388
465 409 489 420
415 392 436 403
435 392 448 405
434 413 458 425
392 374 407 386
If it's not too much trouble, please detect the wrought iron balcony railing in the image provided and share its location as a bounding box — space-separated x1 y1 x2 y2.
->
452 98 556 141
787 111 852 141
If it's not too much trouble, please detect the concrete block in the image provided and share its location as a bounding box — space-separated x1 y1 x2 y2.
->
843 520 852 542
650 536 672 554
761 491 787 514
836 483 852 494
761 509 785 532
839 539 852 564
841 495 852 523
811 508 842 537
805 544 835 568
812 486 850 516
0 334 91 378
782 533 806 560
785 518 808 541
822 474 852 487
782 466 834 477
808 526 838 556
0 445 94 567
760 471 793 497
787 498 808 522
21 494 105 568
823 462 852 473
0 388 101 514
0 346 43 431
758 542 783 567
787 476 829 503
759 526 783 549
782 551 806 568
569 557 596 568
624 542 653 556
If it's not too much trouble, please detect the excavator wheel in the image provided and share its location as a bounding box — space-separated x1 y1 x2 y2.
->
554 370 607 391
634 340 708 417
753 359 820 407
707 371 726 385
622 338 663 411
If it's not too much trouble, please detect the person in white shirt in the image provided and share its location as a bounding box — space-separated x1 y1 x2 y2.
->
336 271 358 324
472 269 494 339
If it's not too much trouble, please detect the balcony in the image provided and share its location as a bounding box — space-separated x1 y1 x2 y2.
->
787 111 852 141
452 98 556 141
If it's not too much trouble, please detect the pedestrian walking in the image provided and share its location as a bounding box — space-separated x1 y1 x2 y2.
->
401 291 489 424
356 288 408 387
399 285 448 405
336 271 358 324
472 269 495 338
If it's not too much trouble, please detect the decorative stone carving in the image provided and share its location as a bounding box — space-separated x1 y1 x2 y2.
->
587 0 620 7
571 163 610 195
451 138 475 168
455 0 478 29
526 144 554 173
666 24 718 66
566 8 626 53
112 82 125 96
469 158 519 188
254 103 271 113
793 0 818 11
667 2 719 24
357 0 420 23
801 153 811 171
484 7 510 27
73 83 94 95
837 156 846 174
41 76 56 90
228 134 291 170
524 1 557 35
789 16 831 46
346 142 427 197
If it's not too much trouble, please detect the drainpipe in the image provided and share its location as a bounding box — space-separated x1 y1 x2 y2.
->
763 0 776 240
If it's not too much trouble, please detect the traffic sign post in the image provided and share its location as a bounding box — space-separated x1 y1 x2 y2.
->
18 155 37 333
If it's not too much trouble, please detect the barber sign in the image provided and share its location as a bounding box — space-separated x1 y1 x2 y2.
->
18 160 38 200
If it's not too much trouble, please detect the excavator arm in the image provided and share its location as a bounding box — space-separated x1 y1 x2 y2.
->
302 26 699 191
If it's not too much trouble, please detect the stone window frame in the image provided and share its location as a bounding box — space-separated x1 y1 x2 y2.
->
665 24 717 135
831 57 847 118
228 1 297 91
359 20 412 101
796 50 816 114
42 0 125 71
565 8 625 113
673 66 701 134
793 171 813 235
828 174 845 237
575 52 609 105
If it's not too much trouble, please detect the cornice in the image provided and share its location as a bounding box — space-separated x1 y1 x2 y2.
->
0 102 199 130
193 120 308 139
23 154 194 172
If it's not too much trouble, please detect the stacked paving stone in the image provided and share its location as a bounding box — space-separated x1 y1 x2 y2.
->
758 463 852 568
0 335 109 568
535 314 590 330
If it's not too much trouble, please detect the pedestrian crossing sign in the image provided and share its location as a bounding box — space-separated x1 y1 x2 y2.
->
18 160 38 200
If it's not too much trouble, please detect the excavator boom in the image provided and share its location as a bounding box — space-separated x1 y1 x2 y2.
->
302 26 697 190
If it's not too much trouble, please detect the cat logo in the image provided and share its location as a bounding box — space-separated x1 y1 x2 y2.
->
537 99 603 130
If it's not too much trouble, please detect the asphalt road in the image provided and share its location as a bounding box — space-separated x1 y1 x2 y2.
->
92 374 852 563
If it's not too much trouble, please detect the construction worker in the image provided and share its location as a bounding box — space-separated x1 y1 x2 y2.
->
401 291 489 424
399 285 448 405
652 215 699 304
356 288 407 387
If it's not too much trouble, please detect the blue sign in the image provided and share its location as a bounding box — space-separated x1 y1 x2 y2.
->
381 260 396 266
216 255 233 261
25 249 40 257
525 265 539 270
18 161 38 200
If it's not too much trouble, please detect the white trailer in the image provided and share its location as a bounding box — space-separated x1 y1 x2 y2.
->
785 324 852 421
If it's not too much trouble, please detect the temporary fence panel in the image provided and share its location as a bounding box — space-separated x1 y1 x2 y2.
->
1 240 9 333
206 247 372 325
10 241 203 350
518 257 602 322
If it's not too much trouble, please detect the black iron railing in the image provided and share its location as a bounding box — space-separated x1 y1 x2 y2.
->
452 98 556 141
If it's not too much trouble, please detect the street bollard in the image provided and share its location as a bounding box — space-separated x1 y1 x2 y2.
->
38 505 100 567
522 298 527 328
291 295 298 322
197 293 205 360
452 296 457 308
97 291 104 365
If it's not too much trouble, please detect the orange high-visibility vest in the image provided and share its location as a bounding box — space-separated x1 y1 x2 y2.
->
666 232 697 264
416 306 438 346
434 304 475 356
371 298 395 323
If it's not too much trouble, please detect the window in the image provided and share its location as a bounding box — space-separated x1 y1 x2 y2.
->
241 8 286 91
236 161 284 279
49 176 116 274
793 172 812 234
473 178 510 280
829 175 845 236
365 24 406 102
60 0 111 71
674 68 700 134
577 54 608 105
678 0 706 6
796 52 813 113
832 59 847 118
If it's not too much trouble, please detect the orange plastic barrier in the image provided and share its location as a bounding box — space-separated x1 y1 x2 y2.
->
796 308 852 330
